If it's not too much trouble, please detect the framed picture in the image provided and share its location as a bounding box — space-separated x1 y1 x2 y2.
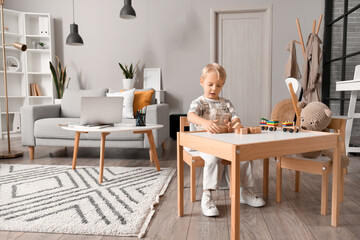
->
143 68 161 90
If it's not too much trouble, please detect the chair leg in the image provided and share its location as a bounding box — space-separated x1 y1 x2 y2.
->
29 146 34 160
276 158 282 203
263 158 269 200
340 168 345 203
321 170 329 215
190 164 196 202
295 171 300 192
162 141 166 152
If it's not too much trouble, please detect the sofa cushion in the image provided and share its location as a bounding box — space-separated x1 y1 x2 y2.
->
109 88 156 104
61 88 107 118
34 118 143 141
34 118 81 139
106 88 134 119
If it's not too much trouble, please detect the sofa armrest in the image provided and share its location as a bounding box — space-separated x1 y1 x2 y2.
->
144 103 169 148
20 104 61 146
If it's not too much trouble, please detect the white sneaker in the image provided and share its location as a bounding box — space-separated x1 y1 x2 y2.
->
240 188 265 208
201 191 219 217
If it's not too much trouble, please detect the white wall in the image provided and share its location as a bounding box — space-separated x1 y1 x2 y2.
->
6 0 324 115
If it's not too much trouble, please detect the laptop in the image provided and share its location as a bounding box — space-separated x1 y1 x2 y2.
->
80 97 123 125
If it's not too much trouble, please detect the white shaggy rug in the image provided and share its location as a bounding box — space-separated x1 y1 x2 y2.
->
0 164 175 238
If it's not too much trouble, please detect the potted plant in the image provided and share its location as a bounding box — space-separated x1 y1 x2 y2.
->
118 60 140 89
38 42 46 49
49 56 71 102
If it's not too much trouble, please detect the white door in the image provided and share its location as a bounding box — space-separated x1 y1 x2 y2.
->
211 6 272 126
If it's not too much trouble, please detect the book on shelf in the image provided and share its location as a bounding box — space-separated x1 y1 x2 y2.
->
30 83 42 96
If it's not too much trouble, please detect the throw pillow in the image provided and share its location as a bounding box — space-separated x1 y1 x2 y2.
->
61 88 107 118
106 88 135 119
109 88 156 104
133 89 155 116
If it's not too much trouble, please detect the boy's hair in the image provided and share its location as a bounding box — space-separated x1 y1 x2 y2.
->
200 63 227 82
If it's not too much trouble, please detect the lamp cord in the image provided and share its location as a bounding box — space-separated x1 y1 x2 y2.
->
72 0 75 23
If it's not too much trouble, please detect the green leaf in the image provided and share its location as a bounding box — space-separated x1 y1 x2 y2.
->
49 61 60 98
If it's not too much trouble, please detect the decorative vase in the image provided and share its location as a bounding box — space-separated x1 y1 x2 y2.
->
54 98 62 104
123 78 134 89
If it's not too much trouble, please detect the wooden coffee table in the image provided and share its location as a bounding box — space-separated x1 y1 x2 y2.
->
62 124 163 183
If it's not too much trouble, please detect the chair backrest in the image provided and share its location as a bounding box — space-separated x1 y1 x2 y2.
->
327 118 346 155
180 116 189 132
288 82 301 126
354 65 360 80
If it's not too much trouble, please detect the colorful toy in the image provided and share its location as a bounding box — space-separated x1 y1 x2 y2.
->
260 118 279 131
282 121 299 133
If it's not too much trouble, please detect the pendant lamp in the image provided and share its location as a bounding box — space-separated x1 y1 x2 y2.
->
120 0 136 19
66 0 83 45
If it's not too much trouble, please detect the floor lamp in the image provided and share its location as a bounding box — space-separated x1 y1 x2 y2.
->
0 0 27 158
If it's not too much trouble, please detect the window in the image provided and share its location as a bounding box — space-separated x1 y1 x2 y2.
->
322 0 360 138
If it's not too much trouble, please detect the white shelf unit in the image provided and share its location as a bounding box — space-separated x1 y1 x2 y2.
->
0 9 53 138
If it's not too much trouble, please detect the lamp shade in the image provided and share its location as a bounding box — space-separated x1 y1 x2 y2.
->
120 0 136 19
13 42 27 51
66 23 84 46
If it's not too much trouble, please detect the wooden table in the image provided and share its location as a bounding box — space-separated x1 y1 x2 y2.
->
177 130 341 240
63 124 163 183
336 79 360 154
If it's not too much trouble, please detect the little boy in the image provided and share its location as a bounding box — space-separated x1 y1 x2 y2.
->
187 63 265 217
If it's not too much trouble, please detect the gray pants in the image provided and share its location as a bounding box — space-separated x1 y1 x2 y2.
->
199 152 255 190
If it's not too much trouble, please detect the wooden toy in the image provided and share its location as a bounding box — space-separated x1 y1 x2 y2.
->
249 127 262 134
282 121 300 133
233 123 261 135
239 128 248 134
260 118 279 131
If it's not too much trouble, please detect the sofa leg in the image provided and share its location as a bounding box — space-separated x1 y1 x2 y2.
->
29 146 34 160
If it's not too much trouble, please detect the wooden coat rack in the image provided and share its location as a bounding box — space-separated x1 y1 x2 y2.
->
289 14 323 126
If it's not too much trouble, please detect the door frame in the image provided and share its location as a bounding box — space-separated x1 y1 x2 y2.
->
210 5 273 118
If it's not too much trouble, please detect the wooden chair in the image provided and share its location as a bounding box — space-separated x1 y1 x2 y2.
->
276 118 347 215
179 116 231 202
277 83 348 215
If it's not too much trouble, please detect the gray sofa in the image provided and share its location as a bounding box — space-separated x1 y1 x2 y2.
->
20 88 169 160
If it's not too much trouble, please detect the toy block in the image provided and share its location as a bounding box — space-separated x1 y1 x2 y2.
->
249 127 262 134
239 128 249 134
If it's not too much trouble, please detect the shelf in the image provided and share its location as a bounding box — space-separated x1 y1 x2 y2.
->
1 111 20 115
27 72 51 75
2 130 21 134
0 71 24 74
0 96 25 99
25 34 49 38
26 49 50 53
0 46 23 51
28 96 52 99
0 32 22 38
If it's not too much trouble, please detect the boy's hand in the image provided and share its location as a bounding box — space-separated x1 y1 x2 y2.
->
203 119 220 134
224 119 234 133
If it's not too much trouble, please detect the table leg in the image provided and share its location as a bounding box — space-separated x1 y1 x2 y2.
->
177 132 184 217
345 90 357 154
72 132 81 170
145 130 160 171
149 149 154 162
331 135 341 226
231 146 240 240
263 158 269 200
99 132 109 183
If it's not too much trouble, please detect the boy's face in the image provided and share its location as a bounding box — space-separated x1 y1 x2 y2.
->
200 72 225 100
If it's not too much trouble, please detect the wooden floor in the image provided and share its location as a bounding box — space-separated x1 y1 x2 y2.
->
1 137 360 240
